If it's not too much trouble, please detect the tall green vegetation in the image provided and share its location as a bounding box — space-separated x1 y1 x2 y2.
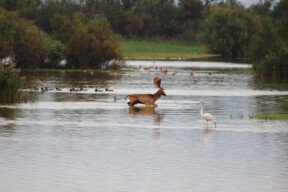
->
0 62 37 103
198 0 288 78
198 6 259 58
248 0 288 77
0 1 123 70
0 8 65 68
67 19 123 68
50 13 123 68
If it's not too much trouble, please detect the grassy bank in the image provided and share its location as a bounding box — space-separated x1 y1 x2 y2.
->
249 114 288 120
120 40 219 59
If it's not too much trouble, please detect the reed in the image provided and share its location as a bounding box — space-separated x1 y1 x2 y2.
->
249 114 288 120
0 62 38 104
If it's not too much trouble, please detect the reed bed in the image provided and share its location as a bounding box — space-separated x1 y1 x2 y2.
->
0 62 37 104
249 114 288 120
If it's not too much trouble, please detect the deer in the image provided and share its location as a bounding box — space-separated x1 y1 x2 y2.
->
125 76 166 107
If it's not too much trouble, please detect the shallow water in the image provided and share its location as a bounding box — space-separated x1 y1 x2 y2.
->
1 60 288 192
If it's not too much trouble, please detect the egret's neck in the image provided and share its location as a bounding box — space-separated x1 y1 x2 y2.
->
200 104 204 116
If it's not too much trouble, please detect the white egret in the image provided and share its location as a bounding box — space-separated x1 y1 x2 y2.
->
199 100 216 128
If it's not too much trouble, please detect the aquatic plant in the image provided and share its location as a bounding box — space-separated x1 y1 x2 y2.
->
0 62 37 103
249 114 288 120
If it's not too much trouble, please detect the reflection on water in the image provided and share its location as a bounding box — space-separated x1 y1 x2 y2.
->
129 106 164 126
1 60 288 192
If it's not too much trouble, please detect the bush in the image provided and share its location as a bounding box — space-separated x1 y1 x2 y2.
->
249 19 288 76
198 6 259 58
0 9 65 69
67 19 123 69
0 62 37 103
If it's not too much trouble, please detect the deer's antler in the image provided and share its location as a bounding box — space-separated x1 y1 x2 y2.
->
154 76 162 89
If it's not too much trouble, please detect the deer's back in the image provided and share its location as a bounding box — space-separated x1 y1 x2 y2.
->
129 94 155 104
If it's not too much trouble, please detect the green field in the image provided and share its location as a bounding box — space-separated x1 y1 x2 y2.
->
120 40 218 59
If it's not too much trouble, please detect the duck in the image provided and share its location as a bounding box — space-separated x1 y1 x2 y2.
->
95 88 103 92
114 96 120 102
172 70 177 76
45 87 53 91
41 87 46 93
190 69 195 76
79 87 88 91
70 88 77 92
56 87 62 91
105 88 114 92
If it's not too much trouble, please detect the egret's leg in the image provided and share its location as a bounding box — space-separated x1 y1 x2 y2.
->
206 121 208 128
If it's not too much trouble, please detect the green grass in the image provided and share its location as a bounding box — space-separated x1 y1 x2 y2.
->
120 40 219 59
249 114 288 120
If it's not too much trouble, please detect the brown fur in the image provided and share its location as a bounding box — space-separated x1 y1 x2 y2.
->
126 88 166 107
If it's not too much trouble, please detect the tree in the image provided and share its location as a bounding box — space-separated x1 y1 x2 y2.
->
67 19 123 69
249 0 274 17
0 8 65 68
249 19 288 77
199 6 259 57
272 0 288 43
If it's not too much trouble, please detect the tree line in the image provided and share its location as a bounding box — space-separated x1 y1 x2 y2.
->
0 0 287 77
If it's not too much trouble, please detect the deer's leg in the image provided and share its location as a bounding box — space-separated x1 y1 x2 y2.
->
131 100 141 106
152 103 158 107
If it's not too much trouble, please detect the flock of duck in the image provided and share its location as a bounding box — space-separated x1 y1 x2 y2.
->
134 65 197 76
38 87 114 93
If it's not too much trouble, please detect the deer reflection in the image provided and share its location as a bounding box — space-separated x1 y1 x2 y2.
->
129 106 164 137
129 106 164 136
129 106 164 125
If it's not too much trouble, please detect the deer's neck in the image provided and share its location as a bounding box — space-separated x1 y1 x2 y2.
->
153 90 162 100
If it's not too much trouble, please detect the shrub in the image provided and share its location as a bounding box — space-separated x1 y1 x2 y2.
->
198 6 259 58
0 9 65 69
67 19 123 69
248 19 288 77
0 62 37 103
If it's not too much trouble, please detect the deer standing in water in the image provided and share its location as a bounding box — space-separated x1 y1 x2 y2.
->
125 77 166 107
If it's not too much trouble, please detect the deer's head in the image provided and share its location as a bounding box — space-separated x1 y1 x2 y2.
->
158 88 166 96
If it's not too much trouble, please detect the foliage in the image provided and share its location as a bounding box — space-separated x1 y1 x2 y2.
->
249 114 288 120
249 0 274 17
272 0 288 43
67 19 123 69
199 6 260 58
0 62 37 103
248 20 288 76
248 0 288 77
0 9 66 68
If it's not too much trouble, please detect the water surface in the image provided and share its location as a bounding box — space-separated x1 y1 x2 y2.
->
1 60 288 192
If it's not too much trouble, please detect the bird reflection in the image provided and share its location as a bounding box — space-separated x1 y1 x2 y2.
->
200 128 215 146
